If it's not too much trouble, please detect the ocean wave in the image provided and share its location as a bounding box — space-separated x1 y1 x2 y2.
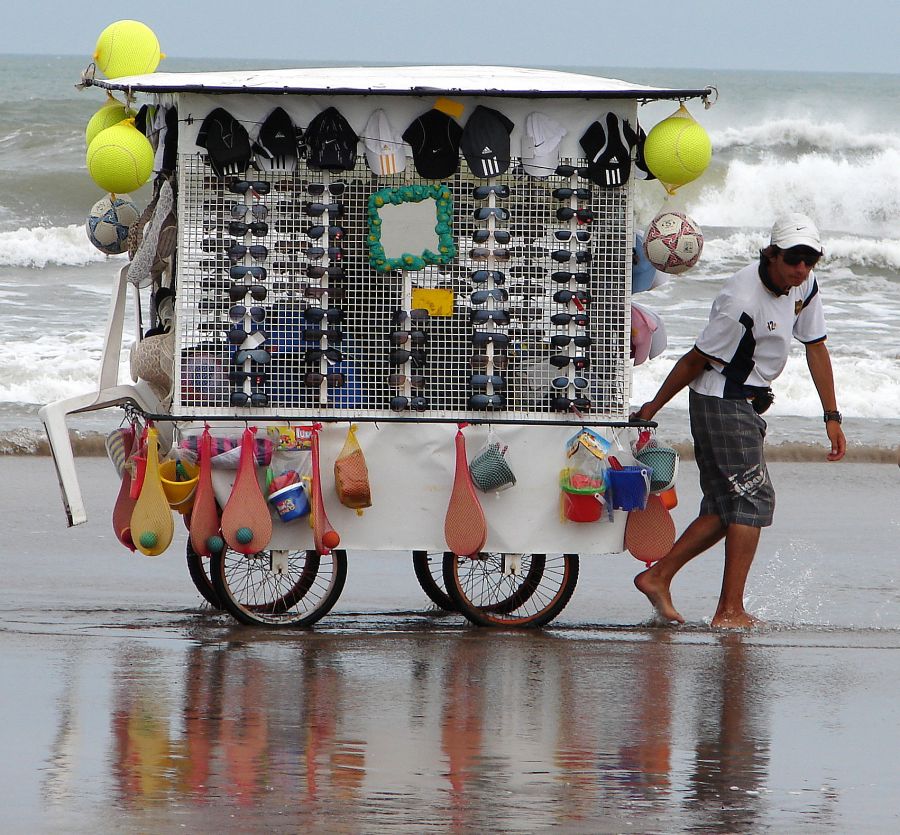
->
709 118 900 156
0 224 123 267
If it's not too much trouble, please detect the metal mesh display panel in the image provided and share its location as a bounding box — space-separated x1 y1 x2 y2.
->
175 153 631 423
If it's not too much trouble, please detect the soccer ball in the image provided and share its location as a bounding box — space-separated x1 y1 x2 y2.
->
86 193 139 255
643 210 704 275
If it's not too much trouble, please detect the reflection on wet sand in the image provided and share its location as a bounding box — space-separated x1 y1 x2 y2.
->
38 630 800 832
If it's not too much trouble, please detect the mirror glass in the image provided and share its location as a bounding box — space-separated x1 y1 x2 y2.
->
378 200 439 261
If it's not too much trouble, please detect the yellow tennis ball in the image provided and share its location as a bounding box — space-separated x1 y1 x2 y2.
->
93 20 163 79
86 121 154 194
85 101 130 146
644 105 712 188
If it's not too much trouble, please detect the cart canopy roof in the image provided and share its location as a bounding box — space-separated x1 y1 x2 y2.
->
91 65 712 101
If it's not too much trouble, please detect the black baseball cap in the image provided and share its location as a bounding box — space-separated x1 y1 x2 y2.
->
461 105 514 179
402 108 463 179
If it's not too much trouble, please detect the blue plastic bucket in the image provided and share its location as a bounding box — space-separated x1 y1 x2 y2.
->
608 466 652 511
268 482 310 521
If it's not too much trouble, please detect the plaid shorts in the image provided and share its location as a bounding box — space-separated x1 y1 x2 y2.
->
689 389 775 527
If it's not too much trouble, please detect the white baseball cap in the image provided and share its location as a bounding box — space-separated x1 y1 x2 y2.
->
364 109 407 176
770 213 823 254
521 112 567 178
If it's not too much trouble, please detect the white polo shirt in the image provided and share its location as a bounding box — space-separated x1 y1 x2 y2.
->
691 261 827 398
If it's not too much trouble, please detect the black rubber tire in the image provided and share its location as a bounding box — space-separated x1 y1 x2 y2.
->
443 552 579 628
185 541 224 609
412 551 457 611
210 547 347 627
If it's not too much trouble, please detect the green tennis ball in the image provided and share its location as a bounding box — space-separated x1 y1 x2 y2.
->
94 20 164 79
139 531 158 548
87 121 154 194
236 527 254 545
85 102 129 147
207 535 225 554
644 106 712 188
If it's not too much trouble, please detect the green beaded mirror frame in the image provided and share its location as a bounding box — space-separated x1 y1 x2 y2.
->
366 183 456 272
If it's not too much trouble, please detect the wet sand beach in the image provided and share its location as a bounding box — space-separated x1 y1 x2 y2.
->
1 457 899 832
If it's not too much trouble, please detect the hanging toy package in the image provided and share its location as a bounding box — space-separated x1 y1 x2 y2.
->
266 426 314 523
333 424 372 513
468 427 516 493
560 428 612 523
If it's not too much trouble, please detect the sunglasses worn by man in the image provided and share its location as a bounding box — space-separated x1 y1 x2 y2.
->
781 246 821 267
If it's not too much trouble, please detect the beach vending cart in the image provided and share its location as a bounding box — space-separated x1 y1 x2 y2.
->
42 64 712 628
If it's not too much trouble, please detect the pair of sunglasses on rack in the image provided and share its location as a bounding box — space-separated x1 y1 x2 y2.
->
555 164 589 178
472 229 511 245
472 184 511 200
228 283 267 301
551 271 590 285
304 246 344 261
227 327 267 345
551 249 592 264
554 229 592 242
471 309 511 324
390 330 428 346
229 305 266 323
551 375 589 390
471 331 510 348
556 207 595 222
304 202 344 217
304 306 345 324
550 311 589 327
391 308 429 326
553 288 592 305
389 348 427 367
470 353 509 370
228 202 268 220
387 373 426 388
473 207 510 221
230 390 269 407
228 180 271 196
471 288 509 304
305 347 344 364
308 182 346 196
302 284 347 302
306 224 347 240
552 187 592 201
471 269 506 285
469 374 506 390
233 348 271 365
229 370 268 386
390 395 428 412
549 354 591 370
468 393 505 409
227 243 268 263
551 395 592 412
304 371 346 387
230 264 267 281
306 265 347 280
228 220 268 237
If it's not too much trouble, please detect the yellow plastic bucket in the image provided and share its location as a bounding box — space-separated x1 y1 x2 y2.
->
158 459 200 510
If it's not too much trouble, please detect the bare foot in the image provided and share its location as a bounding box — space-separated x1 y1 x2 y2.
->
634 569 685 624
710 610 763 629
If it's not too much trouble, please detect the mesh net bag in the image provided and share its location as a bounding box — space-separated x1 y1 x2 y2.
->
333 425 372 512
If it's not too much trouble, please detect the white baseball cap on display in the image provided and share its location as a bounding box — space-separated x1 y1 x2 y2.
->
521 112 567 177
770 212 823 253
364 109 407 176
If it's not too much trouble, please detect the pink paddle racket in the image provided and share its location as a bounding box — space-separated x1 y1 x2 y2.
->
444 427 487 557
220 426 273 555
112 424 138 551
189 426 221 557
625 493 676 565
310 426 340 554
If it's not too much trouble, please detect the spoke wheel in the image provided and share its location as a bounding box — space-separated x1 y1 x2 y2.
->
186 541 223 609
443 552 579 628
211 546 347 627
412 551 457 611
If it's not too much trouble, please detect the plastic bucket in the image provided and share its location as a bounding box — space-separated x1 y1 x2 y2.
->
561 490 604 522
158 459 199 509
608 465 652 511
268 482 310 521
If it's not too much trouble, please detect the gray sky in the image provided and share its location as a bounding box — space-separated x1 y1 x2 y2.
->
4 0 899 74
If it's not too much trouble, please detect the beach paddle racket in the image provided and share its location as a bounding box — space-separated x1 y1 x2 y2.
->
112 423 138 551
130 425 174 556
625 493 676 566
189 427 222 557
221 426 273 555
444 427 487 557
310 427 340 554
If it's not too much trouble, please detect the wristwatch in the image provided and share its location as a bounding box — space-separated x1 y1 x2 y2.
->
823 410 842 424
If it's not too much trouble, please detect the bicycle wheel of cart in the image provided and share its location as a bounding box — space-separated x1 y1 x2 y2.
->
443 552 579 628
211 547 347 627
185 541 223 609
412 551 458 611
